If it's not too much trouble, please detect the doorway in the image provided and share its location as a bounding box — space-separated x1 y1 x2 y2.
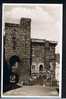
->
39 65 43 71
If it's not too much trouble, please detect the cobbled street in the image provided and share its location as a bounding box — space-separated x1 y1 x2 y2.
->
4 85 58 96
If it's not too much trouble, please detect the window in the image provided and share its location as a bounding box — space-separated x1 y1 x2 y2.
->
49 47 54 59
32 65 35 71
45 48 50 59
39 65 43 71
50 47 54 54
50 62 53 70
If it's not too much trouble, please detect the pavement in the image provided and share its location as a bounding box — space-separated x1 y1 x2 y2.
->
3 85 58 96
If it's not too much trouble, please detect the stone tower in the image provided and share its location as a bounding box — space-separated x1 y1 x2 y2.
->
5 18 31 83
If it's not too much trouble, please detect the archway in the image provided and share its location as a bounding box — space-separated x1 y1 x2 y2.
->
9 55 20 84
9 55 20 66
39 65 43 71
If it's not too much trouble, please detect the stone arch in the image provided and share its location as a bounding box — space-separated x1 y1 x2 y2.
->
38 63 44 72
9 55 20 66
39 65 43 71
9 55 20 83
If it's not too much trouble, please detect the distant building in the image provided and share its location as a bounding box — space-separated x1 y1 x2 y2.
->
4 18 57 84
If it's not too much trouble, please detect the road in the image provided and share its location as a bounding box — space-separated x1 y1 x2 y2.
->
3 85 58 96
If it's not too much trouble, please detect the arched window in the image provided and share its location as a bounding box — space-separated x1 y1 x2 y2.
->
39 65 43 71
32 65 35 71
50 62 53 70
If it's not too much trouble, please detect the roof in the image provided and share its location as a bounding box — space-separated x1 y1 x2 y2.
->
31 38 46 43
31 38 57 45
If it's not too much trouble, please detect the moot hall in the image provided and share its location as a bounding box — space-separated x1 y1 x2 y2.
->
4 18 57 85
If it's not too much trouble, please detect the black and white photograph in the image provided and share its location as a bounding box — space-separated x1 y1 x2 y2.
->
1 3 62 97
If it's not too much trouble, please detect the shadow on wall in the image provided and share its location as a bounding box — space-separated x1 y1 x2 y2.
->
3 56 20 92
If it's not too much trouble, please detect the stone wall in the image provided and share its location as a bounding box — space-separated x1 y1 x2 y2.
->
31 42 45 74
5 18 31 82
44 42 56 79
31 39 57 79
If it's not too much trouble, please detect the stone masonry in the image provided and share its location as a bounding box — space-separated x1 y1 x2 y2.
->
31 39 57 79
5 18 31 83
4 18 57 84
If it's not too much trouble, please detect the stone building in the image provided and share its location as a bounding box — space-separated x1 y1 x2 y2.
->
4 18 57 85
31 39 57 80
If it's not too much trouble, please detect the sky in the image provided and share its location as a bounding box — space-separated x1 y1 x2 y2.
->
3 4 63 53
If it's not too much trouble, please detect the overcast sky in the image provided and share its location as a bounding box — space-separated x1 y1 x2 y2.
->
3 4 63 53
